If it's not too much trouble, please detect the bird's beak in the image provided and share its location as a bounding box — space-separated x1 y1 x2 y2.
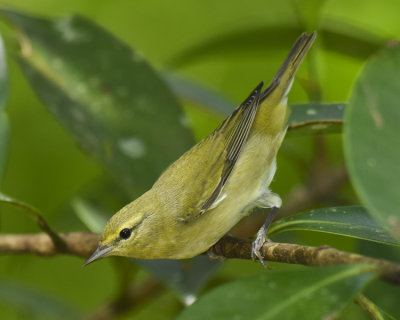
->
83 244 113 267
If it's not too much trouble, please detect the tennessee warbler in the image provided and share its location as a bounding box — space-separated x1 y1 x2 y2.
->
84 32 316 266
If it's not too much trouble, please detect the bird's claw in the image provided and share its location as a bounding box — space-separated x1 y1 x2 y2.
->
251 228 272 268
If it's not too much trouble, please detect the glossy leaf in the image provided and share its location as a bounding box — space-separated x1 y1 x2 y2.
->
0 279 79 319
177 264 377 320
269 206 399 247
288 103 344 134
1 10 194 195
344 44 400 240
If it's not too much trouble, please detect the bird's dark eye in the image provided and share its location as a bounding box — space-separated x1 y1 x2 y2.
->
119 228 131 240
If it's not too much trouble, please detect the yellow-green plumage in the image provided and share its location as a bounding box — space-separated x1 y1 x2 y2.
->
84 32 316 265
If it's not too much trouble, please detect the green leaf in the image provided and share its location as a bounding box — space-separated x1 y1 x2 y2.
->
344 44 400 240
288 103 344 134
177 265 377 320
269 206 399 247
1 10 194 195
0 279 80 320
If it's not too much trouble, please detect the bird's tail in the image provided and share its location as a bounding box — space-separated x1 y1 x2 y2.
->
260 31 317 103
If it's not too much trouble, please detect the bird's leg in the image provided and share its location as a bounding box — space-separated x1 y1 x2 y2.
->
251 192 282 266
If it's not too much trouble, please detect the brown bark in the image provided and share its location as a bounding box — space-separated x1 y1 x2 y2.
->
0 232 399 285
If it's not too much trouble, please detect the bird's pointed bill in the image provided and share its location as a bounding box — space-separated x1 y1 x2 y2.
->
83 244 112 266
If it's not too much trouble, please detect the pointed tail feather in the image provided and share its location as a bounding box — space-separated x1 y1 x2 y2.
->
260 31 317 102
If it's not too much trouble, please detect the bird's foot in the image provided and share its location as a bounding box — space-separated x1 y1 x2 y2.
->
251 228 273 268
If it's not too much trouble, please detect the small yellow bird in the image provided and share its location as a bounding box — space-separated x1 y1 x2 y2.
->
84 32 316 266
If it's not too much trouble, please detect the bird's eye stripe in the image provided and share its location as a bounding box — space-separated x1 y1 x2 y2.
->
117 214 153 241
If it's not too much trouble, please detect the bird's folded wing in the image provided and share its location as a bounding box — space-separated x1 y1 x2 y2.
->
176 81 264 222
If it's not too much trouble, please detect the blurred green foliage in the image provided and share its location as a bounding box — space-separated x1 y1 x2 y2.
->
0 1 399 319
345 44 400 241
177 265 377 320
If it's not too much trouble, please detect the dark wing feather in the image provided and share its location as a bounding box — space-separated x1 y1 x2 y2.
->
200 81 263 213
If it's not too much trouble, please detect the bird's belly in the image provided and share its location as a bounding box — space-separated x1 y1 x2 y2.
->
169 133 280 259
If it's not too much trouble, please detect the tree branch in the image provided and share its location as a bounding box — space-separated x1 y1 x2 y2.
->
0 232 99 258
0 232 399 285
212 236 400 285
